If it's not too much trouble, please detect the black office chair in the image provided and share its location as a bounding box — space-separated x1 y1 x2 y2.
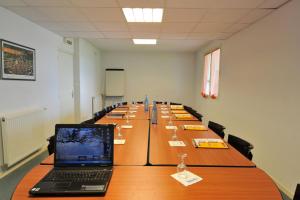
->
208 121 225 139
136 101 144 104
294 184 300 200
122 101 128 105
228 134 254 161
47 135 55 155
81 118 96 125
155 101 163 104
193 112 203 121
94 109 106 121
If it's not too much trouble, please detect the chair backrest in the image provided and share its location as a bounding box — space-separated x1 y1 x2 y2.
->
122 101 127 105
47 135 55 155
228 134 254 160
194 113 203 121
94 109 106 121
294 184 300 200
208 121 225 139
136 101 143 104
81 118 96 125
156 101 163 104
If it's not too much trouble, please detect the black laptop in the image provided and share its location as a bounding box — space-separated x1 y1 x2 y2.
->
29 124 114 196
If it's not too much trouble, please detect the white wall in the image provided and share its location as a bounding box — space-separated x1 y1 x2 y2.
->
0 7 62 170
74 38 103 122
102 51 196 106
195 0 300 197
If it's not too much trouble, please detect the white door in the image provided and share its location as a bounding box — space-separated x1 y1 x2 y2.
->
58 50 75 123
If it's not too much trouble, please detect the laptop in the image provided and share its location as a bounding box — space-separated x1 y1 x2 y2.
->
29 124 114 196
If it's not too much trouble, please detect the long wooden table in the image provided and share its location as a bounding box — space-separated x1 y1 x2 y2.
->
149 120 256 167
12 165 282 200
41 119 149 166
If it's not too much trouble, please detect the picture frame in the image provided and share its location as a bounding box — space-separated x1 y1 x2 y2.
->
0 39 36 81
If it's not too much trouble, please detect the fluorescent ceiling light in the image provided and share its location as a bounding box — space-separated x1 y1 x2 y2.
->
133 39 157 45
122 8 163 22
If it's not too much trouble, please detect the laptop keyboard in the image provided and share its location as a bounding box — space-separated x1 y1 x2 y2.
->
44 170 111 182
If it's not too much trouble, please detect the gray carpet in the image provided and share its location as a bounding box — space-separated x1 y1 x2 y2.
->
0 151 48 200
0 152 293 200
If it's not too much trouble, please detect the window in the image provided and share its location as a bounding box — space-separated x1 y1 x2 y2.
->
201 48 221 99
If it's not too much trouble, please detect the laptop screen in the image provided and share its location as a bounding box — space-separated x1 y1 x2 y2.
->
54 124 114 167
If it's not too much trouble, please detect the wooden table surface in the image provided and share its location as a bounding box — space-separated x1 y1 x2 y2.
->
41 119 149 166
149 120 256 167
12 165 282 200
153 108 199 123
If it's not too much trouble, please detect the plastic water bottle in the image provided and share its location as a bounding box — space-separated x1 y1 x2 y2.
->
144 95 149 112
151 101 157 124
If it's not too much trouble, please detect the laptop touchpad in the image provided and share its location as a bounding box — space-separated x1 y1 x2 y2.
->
54 182 71 190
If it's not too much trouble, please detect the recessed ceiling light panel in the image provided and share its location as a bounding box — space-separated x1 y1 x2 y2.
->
133 39 157 45
122 8 163 23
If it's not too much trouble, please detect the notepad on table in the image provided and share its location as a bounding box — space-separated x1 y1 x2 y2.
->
174 114 192 119
183 125 208 131
192 138 228 149
170 105 184 110
114 139 126 144
171 110 188 114
168 141 186 147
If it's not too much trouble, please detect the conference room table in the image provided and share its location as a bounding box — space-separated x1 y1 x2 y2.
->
12 165 282 200
15 104 282 199
149 120 256 167
41 119 149 166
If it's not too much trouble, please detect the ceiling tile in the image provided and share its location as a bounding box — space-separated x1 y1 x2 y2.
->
131 32 159 38
80 8 125 22
157 39 210 52
258 0 289 8
202 9 250 23
164 8 206 22
7 6 50 21
239 9 272 23
118 0 165 8
102 32 131 38
58 31 105 38
37 7 89 22
193 23 233 33
0 0 26 6
166 0 265 9
39 22 97 31
70 0 119 7
128 23 161 33
93 22 128 31
23 0 72 6
223 23 250 33
187 32 231 40
159 32 188 39
161 22 197 33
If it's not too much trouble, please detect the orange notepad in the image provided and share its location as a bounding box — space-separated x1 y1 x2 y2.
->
192 138 228 149
174 114 192 119
183 125 208 131
171 110 188 114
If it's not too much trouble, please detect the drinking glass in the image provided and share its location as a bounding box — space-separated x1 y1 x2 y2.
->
116 125 122 139
171 128 178 141
177 153 188 179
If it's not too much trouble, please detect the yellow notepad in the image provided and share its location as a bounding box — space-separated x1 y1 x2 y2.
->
170 105 184 110
174 114 192 119
171 110 188 114
183 125 208 131
193 138 228 149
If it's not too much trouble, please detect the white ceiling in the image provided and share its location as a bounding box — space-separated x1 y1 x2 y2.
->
0 0 290 52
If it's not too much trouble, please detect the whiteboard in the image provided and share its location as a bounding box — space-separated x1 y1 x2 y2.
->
105 69 125 96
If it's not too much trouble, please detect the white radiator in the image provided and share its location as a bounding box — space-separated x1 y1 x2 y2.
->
92 95 103 115
0 107 46 169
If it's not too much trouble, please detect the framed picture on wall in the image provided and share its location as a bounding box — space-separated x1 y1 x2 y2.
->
0 39 36 81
